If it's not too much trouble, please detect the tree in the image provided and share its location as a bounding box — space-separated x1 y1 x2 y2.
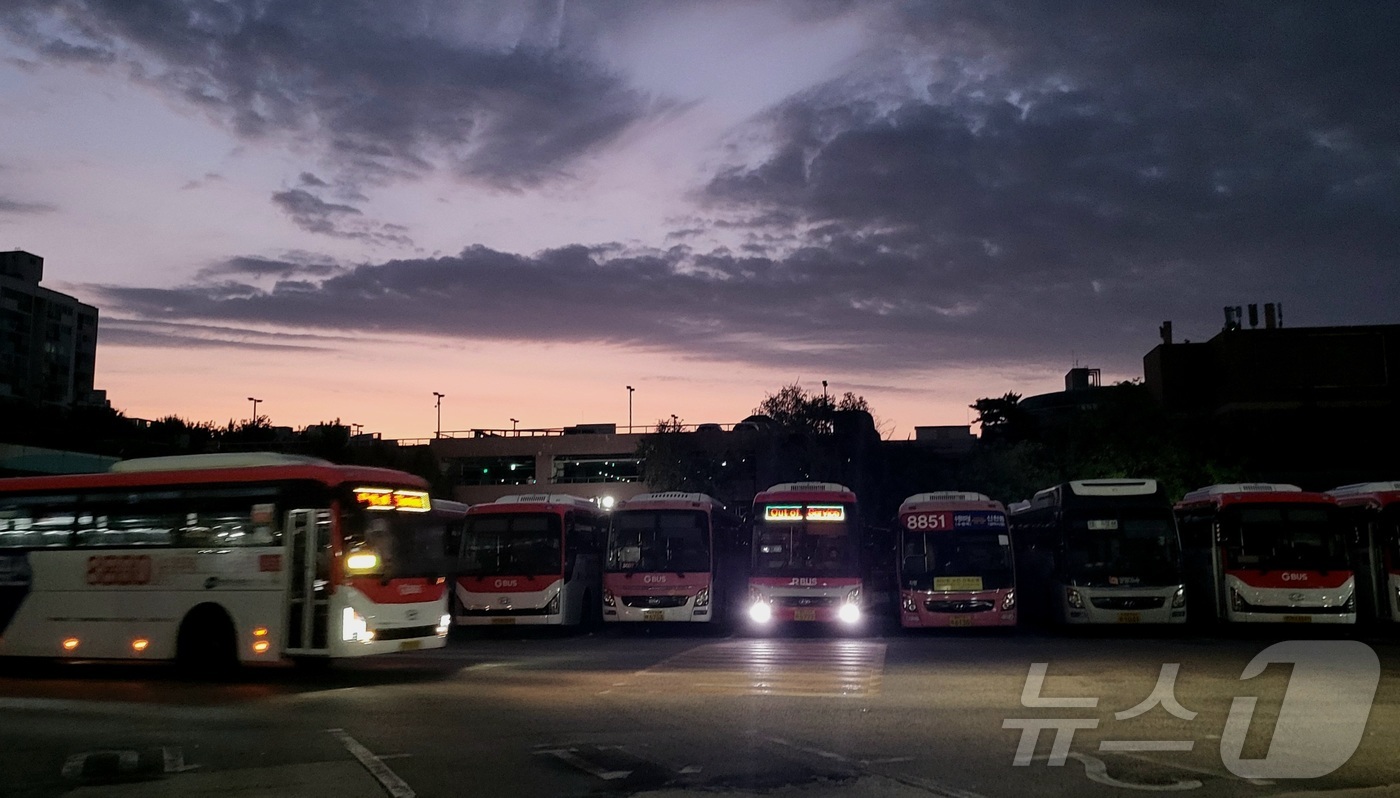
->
753 383 872 435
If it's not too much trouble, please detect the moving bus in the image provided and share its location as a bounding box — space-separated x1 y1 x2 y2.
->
897 492 1016 628
746 482 864 628
451 493 605 626
1176 484 1354 624
1008 479 1186 625
1328 481 1400 623
603 492 736 623
0 453 454 668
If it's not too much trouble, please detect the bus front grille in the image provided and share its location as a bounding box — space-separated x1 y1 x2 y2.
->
1090 596 1166 610
621 595 690 609
774 596 838 608
372 625 439 641
925 599 995 613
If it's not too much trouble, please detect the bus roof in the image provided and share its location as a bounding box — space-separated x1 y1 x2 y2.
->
898 492 1004 515
473 493 599 513
0 455 430 494
753 482 857 504
1328 482 1400 510
1018 479 1168 513
1176 483 1331 510
617 492 723 510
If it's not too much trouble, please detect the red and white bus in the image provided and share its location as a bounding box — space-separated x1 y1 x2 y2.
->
746 482 865 628
897 492 1016 628
0 453 455 668
1328 481 1400 623
451 494 605 626
602 492 739 623
1175 483 1355 624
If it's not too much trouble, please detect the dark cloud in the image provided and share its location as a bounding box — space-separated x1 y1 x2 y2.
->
86 240 1207 375
0 1 659 189
297 172 329 188
0 197 57 215
700 1 1400 360
270 189 413 246
194 255 343 282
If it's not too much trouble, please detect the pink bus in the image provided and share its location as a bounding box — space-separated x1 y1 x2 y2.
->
897 492 1016 628
452 494 605 626
602 492 735 623
746 482 865 628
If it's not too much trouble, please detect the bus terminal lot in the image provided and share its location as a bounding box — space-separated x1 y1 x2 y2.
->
5 623 1400 798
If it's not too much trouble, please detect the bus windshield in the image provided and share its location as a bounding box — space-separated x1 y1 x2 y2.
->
459 514 562 577
752 508 858 577
901 530 1013 590
1063 511 1181 587
342 505 452 579
607 510 710 574
1225 506 1350 571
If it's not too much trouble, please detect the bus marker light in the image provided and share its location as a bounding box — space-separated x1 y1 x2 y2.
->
62 637 79 651
253 626 269 637
345 552 380 573
252 640 271 654
131 638 149 653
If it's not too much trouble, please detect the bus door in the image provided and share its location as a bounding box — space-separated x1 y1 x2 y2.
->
285 508 333 653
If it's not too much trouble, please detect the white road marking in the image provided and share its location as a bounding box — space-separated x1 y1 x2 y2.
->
327 728 416 798
533 747 632 780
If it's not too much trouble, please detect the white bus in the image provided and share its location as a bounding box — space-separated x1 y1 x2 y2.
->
0 453 456 669
1009 479 1186 625
451 494 605 626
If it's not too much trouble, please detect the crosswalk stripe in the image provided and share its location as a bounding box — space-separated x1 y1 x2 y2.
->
618 639 886 697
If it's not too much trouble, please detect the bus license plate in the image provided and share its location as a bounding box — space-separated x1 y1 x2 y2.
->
948 615 973 627
1284 615 1312 624
1117 612 1141 624
793 608 817 622
491 617 516 625
399 640 421 651
643 610 664 621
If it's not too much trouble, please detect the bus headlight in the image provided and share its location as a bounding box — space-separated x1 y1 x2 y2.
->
1344 592 1355 612
749 600 773 624
437 614 451 636
342 608 374 643
1001 590 1017 611
694 587 710 608
547 594 561 615
1065 588 1084 609
345 550 380 574
838 602 861 624
901 593 917 613
1172 587 1186 609
602 588 616 608
1230 587 1244 612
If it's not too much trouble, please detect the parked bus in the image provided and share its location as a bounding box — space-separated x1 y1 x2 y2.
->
746 482 865 628
1175 483 1354 625
1327 481 1400 623
897 492 1016 628
602 492 738 623
451 493 605 626
0 453 455 668
1008 479 1186 625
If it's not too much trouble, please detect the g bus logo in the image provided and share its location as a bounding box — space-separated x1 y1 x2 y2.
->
1221 640 1379 779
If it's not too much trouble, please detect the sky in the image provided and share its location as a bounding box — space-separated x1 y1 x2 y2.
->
1 1 1396 440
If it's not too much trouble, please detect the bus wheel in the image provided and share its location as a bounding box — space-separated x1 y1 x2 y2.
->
176 603 238 678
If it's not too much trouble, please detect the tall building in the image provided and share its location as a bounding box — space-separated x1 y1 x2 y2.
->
0 250 105 407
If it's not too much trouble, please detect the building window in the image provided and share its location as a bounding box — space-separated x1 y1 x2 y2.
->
447 456 536 486
552 455 642 484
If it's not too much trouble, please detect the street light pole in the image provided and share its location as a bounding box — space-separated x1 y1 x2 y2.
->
626 386 634 433
510 418 519 436
433 392 444 439
248 397 261 424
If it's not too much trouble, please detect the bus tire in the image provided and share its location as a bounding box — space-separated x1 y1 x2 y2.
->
176 603 238 678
